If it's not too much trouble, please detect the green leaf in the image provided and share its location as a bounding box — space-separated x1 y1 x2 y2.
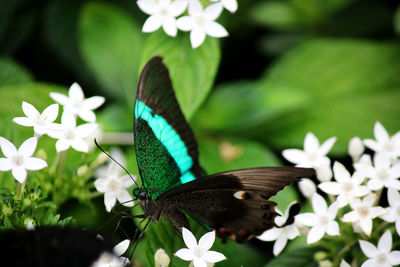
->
79 1 144 105
139 31 220 119
395 5 400 35
0 58 32 86
264 246 318 267
250 1 300 30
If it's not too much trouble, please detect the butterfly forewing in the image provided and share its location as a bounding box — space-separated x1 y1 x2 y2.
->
134 57 204 199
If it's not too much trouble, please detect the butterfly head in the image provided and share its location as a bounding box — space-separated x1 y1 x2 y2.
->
132 188 148 201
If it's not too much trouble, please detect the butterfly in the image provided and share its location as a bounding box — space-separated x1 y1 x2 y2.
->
132 56 315 243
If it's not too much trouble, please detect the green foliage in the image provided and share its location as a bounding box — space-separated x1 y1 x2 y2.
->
0 58 32 86
139 31 220 119
264 246 319 267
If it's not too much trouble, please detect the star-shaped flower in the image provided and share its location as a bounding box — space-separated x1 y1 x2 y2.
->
342 194 385 236
177 0 228 48
138 0 188 37
13 102 60 136
359 230 400 267
319 162 370 207
0 137 47 183
210 0 237 13
257 202 300 255
364 121 400 160
94 150 135 212
296 193 340 244
365 153 400 191
381 189 400 236
175 227 226 267
50 83 105 122
47 111 97 153
282 133 336 182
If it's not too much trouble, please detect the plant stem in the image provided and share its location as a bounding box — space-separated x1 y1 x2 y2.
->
15 180 26 200
57 150 68 178
333 240 356 265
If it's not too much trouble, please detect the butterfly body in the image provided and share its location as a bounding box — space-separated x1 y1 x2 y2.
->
133 57 315 242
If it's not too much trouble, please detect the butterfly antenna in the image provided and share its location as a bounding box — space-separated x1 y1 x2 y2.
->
94 138 140 188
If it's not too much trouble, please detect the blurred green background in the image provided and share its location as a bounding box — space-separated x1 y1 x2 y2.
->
1 0 400 266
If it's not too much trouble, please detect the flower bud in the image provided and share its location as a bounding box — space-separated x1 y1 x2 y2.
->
155 248 170 267
298 178 316 198
36 149 48 161
77 165 89 177
348 137 364 162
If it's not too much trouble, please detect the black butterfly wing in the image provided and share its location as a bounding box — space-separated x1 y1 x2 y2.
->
157 167 315 243
134 57 204 199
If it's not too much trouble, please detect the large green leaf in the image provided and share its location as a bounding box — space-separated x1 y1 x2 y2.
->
79 2 144 106
0 58 32 86
139 31 220 119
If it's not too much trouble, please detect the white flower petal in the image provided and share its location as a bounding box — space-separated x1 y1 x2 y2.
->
120 175 135 188
78 109 96 123
104 192 117 212
41 104 59 123
203 251 226 263
70 138 89 153
0 137 18 158
175 248 194 261
170 0 188 16
50 92 71 106
378 230 392 253
298 178 316 198
61 111 77 128
188 0 203 16
316 164 333 182
342 211 358 222
359 218 372 236
312 193 327 214
359 240 379 258
69 83 84 102
307 225 325 243
296 213 318 226
326 221 339 236
142 15 163 32
137 0 158 15
349 137 364 160
82 96 105 110
162 17 177 37
18 137 37 157
273 237 288 256
363 139 380 152
55 139 70 152
340 259 351 267
319 137 336 156
282 149 306 165
94 178 108 192
257 228 280 241
177 16 194 31
333 161 351 183
204 3 223 21
304 132 319 154
24 157 47 171
117 190 134 207
21 101 40 119
182 227 197 250
388 188 400 207
198 231 215 251
76 123 97 138
193 258 207 267
190 28 206 48
318 182 341 195
0 158 12 171
12 166 27 183
221 0 237 12
374 121 389 143
13 117 35 127
113 239 130 256
388 251 400 265
205 21 228 38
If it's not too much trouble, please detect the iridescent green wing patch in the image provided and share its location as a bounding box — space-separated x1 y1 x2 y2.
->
134 57 204 199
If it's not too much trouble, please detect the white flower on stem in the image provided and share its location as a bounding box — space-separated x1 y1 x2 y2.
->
359 230 400 267
349 137 364 162
282 132 336 182
175 227 226 267
342 194 385 236
47 112 97 153
91 239 130 267
13 102 60 136
177 0 228 48
296 193 339 244
365 153 400 191
94 150 135 212
137 0 187 37
257 202 300 255
364 121 400 160
0 137 47 183
298 178 316 198
50 83 105 122
319 162 370 207
380 189 400 236
210 0 237 13
155 248 170 267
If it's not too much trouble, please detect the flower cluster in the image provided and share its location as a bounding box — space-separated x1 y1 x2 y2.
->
259 122 400 266
0 83 104 184
137 0 237 48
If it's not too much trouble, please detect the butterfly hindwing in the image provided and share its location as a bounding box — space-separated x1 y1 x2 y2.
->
157 167 315 242
134 57 204 199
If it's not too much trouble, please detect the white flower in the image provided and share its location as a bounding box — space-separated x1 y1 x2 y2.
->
25 219 35 231
0 137 47 183
91 239 130 267
155 248 170 267
381 189 400 236
342 194 385 236
340 259 350 267
13 102 60 136
319 162 370 207
175 227 226 267
47 111 97 153
359 230 400 267
282 132 336 182
210 0 237 13
365 153 400 191
138 0 187 37
257 202 300 255
177 0 228 48
364 122 400 160
298 178 316 198
94 149 135 212
349 137 364 162
296 193 339 244
50 83 105 122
